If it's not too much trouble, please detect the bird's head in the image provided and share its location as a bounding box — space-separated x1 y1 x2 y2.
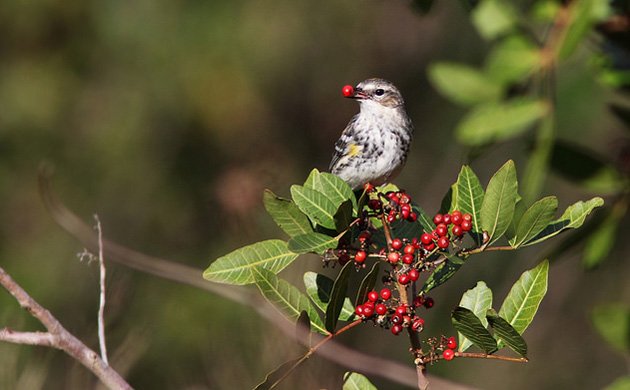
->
346 78 405 109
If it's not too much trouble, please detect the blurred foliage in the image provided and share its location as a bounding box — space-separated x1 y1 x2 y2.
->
0 0 629 389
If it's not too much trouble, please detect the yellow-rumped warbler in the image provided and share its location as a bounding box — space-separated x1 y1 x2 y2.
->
329 78 413 190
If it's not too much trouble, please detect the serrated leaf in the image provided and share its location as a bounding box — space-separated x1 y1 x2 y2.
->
291 185 337 230
314 172 357 211
558 0 611 59
456 98 549 146
253 267 327 334
510 196 558 248
254 357 304 390
481 160 519 244
485 35 541 84
458 281 493 352
304 272 355 321
325 261 353 332
421 256 465 293
454 165 485 243
288 232 339 255
355 262 380 307
592 303 630 353
263 190 313 237
550 141 628 194
452 307 498 354
498 260 548 337
428 62 502 106
472 0 518 40
487 310 528 357
524 197 604 246
343 372 378 390
204 240 298 285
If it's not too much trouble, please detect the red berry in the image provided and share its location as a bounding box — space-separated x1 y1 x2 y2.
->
443 214 452 225
435 223 448 237
451 213 462 225
413 296 424 307
401 208 410 220
411 238 421 249
398 273 410 285
447 336 457 350
395 305 408 316
420 233 433 245
354 250 367 263
375 303 387 315
407 212 418 222
404 244 415 255
342 85 354 97
451 210 462 218
402 253 414 264
391 238 403 250
388 251 400 264
399 193 411 204
355 305 365 316
461 220 472 232
437 236 449 249
363 301 374 309
423 242 436 251
368 199 382 210
423 297 434 309
358 231 371 243
387 212 396 223
363 304 374 317
412 317 425 331
391 324 403 335
367 290 379 302
408 268 419 281
338 253 350 265
443 349 455 361
387 192 401 204
452 225 463 237
433 213 443 225
462 213 472 222
380 288 392 300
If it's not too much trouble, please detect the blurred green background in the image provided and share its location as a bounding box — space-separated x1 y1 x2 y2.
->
0 1 628 389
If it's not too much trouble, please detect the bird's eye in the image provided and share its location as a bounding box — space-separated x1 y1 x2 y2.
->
374 89 385 96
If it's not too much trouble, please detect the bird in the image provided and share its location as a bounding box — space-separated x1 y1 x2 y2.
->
329 78 414 190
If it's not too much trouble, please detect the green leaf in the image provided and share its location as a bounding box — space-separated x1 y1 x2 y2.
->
456 98 549 146
453 165 485 243
334 199 355 232
604 376 630 390
303 272 355 321
481 160 519 244
263 190 313 237
316 172 357 209
550 141 628 194
487 310 528 357
524 197 604 246
252 267 327 334
509 196 558 248
325 261 353 332
204 240 298 285
343 372 378 390
558 0 611 59
521 113 554 204
291 185 338 230
439 185 454 215
452 307 498 354
355 262 380 307
592 303 630 354
582 211 621 269
498 260 548 337
253 357 304 390
472 0 518 40
288 232 339 255
485 35 541 84
303 168 319 189
458 281 493 352
428 62 502 106
421 256 465 293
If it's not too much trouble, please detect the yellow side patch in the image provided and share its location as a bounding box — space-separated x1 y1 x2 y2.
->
348 143 362 157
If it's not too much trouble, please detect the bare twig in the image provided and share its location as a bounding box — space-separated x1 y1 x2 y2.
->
94 214 109 365
0 266 132 390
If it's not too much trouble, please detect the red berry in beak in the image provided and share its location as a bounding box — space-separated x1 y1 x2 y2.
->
342 85 354 97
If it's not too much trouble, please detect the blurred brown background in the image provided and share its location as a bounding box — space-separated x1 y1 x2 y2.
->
0 1 628 389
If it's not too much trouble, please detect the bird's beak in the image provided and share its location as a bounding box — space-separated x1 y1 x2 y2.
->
351 88 369 100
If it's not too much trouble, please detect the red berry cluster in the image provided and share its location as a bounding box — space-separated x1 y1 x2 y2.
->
420 210 473 251
442 336 458 361
354 288 433 336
